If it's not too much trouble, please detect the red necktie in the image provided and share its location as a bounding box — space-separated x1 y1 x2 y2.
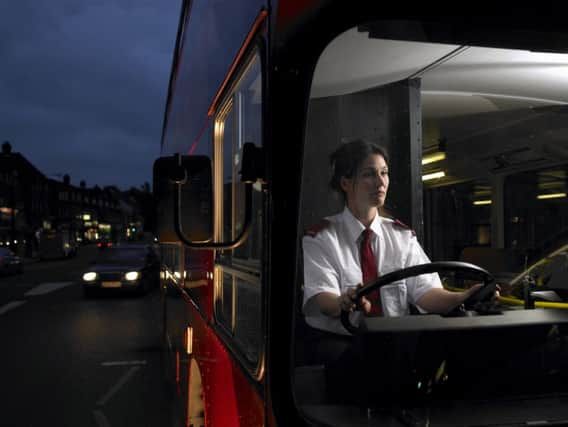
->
361 228 382 316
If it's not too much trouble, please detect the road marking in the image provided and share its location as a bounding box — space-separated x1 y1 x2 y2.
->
101 360 147 367
0 300 26 315
24 282 73 296
93 409 112 427
96 366 141 406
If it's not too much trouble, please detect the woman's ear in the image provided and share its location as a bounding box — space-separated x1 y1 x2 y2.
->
340 176 351 193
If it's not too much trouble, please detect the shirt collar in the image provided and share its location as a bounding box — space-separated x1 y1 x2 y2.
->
341 207 382 243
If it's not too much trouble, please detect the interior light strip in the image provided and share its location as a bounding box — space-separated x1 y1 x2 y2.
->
422 152 446 165
422 171 446 181
537 193 567 200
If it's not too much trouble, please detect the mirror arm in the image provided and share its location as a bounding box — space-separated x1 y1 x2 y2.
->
173 181 252 250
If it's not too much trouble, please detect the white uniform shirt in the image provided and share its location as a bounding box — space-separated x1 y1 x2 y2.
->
302 207 442 335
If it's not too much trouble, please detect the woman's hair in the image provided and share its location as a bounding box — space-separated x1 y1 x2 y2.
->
329 139 389 201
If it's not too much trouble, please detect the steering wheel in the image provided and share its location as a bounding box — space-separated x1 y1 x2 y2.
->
340 261 495 335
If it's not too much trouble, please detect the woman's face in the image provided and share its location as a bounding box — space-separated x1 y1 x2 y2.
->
341 153 389 213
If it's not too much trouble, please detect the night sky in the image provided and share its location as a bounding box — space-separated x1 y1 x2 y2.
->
0 0 180 190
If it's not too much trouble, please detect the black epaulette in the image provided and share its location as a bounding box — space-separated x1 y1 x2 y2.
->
304 219 330 237
392 219 416 236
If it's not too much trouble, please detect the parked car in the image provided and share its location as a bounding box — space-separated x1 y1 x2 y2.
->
82 244 159 297
0 247 23 275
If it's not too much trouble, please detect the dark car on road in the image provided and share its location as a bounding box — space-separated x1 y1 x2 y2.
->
0 247 23 275
82 244 159 297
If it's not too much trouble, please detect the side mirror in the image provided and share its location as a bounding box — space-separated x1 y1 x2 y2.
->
153 155 213 244
153 143 263 250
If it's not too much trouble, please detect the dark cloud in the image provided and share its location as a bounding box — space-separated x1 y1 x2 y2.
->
0 0 180 189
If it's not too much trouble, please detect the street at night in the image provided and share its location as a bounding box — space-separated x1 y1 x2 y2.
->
0 245 175 427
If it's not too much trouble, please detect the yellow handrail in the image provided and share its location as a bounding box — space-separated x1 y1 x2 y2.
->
444 284 568 310
498 295 568 310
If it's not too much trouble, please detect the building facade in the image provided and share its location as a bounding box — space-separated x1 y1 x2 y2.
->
0 142 146 257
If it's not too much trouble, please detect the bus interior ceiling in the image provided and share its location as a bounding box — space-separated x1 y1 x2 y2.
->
302 29 568 277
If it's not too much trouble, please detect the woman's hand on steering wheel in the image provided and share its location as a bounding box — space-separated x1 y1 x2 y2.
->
462 282 501 309
339 284 371 314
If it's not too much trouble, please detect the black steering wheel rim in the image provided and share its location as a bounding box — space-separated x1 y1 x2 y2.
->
340 261 494 335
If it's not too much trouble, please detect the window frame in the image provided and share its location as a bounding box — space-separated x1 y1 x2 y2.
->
212 46 266 380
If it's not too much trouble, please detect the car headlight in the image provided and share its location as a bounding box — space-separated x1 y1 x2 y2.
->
125 271 140 281
83 272 97 281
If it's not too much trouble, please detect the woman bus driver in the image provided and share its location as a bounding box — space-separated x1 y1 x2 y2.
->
301 139 487 402
303 139 482 334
